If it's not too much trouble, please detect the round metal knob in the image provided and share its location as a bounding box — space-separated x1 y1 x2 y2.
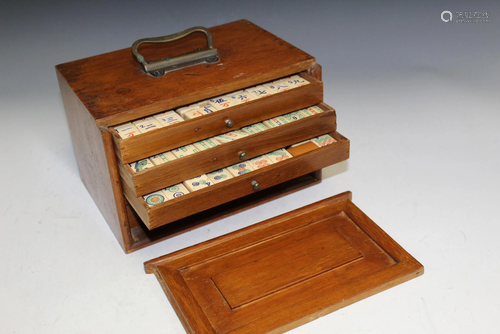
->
239 151 247 160
225 119 234 128
252 181 261 191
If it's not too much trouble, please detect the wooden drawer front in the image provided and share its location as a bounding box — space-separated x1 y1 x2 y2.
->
111 72 322 164
125 132 349 230
120 107 336 197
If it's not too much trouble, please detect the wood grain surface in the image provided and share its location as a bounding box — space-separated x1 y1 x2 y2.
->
56 20 316 128
145 191 423 334
120 106 336 196
127 132 349 230
111 72 322 164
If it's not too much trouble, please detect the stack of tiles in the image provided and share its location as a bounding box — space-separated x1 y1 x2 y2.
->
127 102 327 173
114 74 310 140
141 146 298 207
142 183 190 207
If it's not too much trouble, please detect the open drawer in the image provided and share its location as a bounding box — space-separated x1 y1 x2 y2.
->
110 71 323 164
119 103 337 197
125 131 349 230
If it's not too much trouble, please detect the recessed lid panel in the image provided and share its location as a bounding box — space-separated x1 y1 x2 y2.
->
56 20 316 127
145 191 423 334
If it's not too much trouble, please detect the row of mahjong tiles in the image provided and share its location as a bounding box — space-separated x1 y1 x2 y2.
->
129 105 325 173
142 134 337 207
114 74 310 139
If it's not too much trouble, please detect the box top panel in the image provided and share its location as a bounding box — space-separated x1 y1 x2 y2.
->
144 191 423 334
56 20 316 127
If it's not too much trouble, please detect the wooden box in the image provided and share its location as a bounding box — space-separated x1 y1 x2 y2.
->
56 20 350 253
57 20 422 332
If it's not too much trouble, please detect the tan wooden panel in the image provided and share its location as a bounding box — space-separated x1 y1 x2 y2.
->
56 20 316 128
145 192 423 334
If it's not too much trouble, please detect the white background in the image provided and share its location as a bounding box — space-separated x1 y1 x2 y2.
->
1 1 499 333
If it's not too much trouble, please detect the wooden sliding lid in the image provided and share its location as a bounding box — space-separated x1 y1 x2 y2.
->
145 191 423 334
55 20 317 128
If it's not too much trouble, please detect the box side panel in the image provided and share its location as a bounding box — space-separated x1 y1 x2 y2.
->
56 69 131 252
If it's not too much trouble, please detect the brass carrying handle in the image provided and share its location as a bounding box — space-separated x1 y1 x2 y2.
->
131 26 219 77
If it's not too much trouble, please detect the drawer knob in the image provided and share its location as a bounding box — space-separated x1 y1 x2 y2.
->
252 181 261 191
225 119 234 128
239 151 247 160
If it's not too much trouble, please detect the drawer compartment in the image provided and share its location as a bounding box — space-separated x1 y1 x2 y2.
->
125 131 349 230
111 72 322 164
119 104 336 197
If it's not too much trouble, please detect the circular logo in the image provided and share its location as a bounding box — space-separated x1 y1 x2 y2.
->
441 10 452 22
192 182 200 186
173 192 184 197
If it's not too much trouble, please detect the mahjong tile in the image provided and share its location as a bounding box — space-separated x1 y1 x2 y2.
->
305 105 324 114
208 96 237 109
263 117 288 128
263 81 290 94
265 149 293 163
143 191 168 207
245 85 271 98
248 155 274 170
129 158 155 173
280 75 310 87
214 130 248 143
176 104 200 117
207 168 233 184
241 122 269 135
312 134 337 147
227 91 257 104
182 107 208 120
114 123 140 139
171 144 199 158
227 162 255 177
262 119 279 129
193 138 219 151
133 117 163 133
183 174 212 192
298 107 322 117
150 151 177 165
282 111 306 122
163 183 190 200
198 101 219 113
154 111 184 127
